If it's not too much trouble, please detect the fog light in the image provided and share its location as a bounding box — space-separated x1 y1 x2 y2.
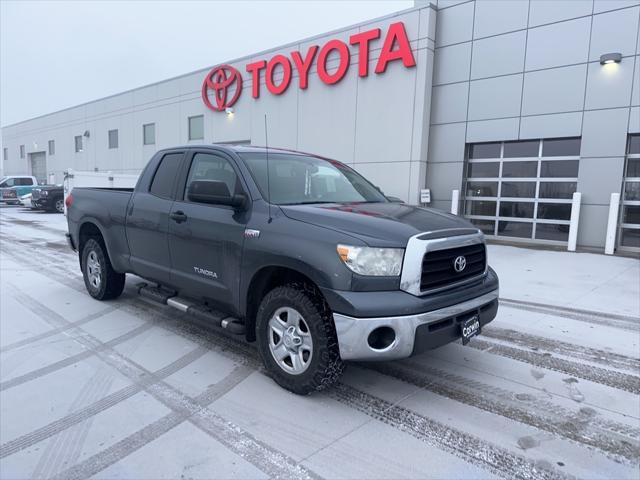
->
367 326 396 350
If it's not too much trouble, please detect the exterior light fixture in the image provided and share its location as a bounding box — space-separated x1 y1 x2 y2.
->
600 52 622 65
225 107 234 115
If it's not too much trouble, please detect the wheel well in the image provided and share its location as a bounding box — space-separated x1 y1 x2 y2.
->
78 223 104 270
244 266 324 342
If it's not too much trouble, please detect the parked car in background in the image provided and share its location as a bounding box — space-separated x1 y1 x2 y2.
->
0 175 38 205
31 185 65 213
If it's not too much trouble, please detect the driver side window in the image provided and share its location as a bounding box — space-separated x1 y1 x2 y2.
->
1 178 16 187
185 153 239 201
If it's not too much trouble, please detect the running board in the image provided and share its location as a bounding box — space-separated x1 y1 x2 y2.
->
137 283 245 335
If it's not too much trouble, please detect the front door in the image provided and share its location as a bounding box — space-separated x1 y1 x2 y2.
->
127 151 185 285
168 150 248 310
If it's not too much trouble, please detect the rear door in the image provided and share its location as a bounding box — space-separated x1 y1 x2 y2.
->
167 149 248 310
127 150 185 285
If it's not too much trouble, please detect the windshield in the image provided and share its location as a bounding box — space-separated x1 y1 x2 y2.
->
239 152 388 205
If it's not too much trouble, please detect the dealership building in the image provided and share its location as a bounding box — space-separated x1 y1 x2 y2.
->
2 0 639 252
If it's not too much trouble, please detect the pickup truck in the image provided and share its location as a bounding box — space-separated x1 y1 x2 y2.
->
0 175 38 205
66 145 499 394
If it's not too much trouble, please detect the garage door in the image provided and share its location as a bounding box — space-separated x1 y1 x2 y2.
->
463 137 581 244
619 134 640 250
29 152 47 184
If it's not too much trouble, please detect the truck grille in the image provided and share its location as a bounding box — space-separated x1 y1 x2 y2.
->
420 243 486 291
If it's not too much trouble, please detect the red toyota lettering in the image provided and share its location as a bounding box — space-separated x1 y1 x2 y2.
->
266 55 292 95
317 40 350 85
349 28 381 77
291 46 318 89
375 22 416 74
246 60 266 98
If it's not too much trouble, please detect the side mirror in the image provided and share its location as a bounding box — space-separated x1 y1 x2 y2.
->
187 180 247 210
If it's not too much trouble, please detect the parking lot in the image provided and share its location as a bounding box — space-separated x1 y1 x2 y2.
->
0 204 638 479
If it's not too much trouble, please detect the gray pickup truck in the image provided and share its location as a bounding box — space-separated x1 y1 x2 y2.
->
66 145 499 394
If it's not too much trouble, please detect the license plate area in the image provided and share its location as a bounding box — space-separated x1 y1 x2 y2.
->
460 313 481 345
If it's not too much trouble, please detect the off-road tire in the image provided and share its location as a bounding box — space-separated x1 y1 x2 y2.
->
256 283 344 395
81 238 125 300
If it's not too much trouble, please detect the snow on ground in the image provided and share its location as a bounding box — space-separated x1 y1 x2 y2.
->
0 203 638 479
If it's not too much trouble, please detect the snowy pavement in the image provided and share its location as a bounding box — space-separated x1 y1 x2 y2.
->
0 204 638 480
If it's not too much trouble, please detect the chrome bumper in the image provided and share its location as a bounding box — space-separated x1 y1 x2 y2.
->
333 289 499 360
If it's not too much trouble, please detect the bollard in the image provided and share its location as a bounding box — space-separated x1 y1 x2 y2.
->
451 189 460 215
604 193 620 255
567 192 581 252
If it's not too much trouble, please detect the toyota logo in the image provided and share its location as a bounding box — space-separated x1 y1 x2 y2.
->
453 255 467 273
201 65 243 112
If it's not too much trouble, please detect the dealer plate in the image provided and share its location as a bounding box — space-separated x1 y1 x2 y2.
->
461 314 480 345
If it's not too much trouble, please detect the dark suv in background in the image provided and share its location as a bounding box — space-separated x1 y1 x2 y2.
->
31 185 65 213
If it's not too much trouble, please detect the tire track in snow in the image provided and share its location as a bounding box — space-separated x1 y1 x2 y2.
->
0 320 154 392
329 384 575 480
470 338 640 395
0 305 119 354
4 287 320 480
364 361 640 463
483 327 640 373
500 298 639 333
0 346 209 459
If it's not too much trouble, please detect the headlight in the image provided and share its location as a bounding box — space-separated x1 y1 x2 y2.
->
41 190 48 196
337 245 404 276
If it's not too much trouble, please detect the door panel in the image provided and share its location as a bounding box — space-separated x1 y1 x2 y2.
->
168 151 247 309
126 152 184 284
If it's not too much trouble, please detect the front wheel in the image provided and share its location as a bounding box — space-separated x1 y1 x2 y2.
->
81 238 125 300
54 198 64 213
256 284 344 395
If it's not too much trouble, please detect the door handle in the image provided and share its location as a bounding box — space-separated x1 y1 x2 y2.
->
170 211 187 223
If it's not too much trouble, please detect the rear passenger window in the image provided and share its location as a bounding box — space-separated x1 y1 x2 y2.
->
150 153 183 198
185 153 239 200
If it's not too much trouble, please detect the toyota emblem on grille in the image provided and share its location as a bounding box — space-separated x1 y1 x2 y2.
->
453 255 467 273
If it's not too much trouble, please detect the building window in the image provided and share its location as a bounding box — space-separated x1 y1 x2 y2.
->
143 123 155 145
463 137 581 243
2 148 7 161
19 145 25 158
188 115 204 141
48 140 55 155
619 134 640 250
74 135 83 152
108 129 119 149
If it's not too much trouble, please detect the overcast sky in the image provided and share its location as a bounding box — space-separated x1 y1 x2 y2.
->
0 0 413 127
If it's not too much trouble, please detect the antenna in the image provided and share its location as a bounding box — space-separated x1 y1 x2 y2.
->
264 114 272 222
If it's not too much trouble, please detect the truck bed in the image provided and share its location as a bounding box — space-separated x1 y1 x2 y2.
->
67 187 133 270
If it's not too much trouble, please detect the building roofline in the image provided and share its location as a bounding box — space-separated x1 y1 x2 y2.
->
2 2 436 130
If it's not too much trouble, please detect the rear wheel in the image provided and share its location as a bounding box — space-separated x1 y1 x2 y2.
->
256 284 344 395
81 238 125 300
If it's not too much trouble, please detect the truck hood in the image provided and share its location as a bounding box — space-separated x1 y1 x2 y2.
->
279 202 476 246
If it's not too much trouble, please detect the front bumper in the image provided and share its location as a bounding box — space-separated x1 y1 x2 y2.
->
333 289 499 360
32 198 54 209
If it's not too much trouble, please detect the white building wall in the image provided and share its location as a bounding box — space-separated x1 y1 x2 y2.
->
427 0 640 249
1 6 437 203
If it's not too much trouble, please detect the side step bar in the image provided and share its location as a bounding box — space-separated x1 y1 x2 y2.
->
137 283 245 335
